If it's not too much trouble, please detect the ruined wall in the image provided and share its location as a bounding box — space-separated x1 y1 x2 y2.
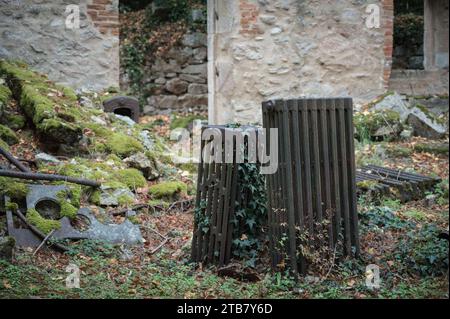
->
0 0 119 91
142 31 208 115
210 0 393 124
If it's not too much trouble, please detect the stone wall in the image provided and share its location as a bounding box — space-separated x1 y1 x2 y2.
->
210 0 393 125
142 31 209 115
0 0 119 91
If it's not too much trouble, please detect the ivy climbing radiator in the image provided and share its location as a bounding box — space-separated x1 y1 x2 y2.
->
262 98 360 275
191 125 266 267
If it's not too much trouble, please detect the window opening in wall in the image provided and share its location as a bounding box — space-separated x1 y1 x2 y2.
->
393 0 425 70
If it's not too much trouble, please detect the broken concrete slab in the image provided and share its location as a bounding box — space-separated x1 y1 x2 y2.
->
407 108 448 139
52 208 144 245
372 92 411 121
99 187 135 207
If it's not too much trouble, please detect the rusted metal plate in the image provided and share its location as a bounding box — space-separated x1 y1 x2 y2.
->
103 96 140 123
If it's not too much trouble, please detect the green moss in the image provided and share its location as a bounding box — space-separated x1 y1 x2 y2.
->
354 110 401 141
0 138 9 151
59 201 78 219
0 84 12 106
5 201 19 211
2 113 26 130
26 208 61 234
148 199 170 209
0 177 29 199
357 180 380 189
106 154 122 165
414 143 449 156
20 84 55 123
127 215 141 225
56 187 81 213
402 209 428 221
366 91 395 109
0 60 39 83
56 85 78 102
170 115 206 130
37 118 82 144
89 190 101 205
149 181 187 200
113 169 147 189
104 133 144 157
386 145 413 158
118 194 135 206
0 124 19 145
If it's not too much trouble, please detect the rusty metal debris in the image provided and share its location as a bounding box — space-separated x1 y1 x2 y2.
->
356 165 441 202
3 184 144 250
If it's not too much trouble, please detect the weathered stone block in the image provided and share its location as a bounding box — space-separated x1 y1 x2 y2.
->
181 32 207 48
178 94 208 108
165 78 189 95
188 83 208 95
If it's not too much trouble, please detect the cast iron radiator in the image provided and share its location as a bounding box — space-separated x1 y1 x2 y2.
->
262 98 360 274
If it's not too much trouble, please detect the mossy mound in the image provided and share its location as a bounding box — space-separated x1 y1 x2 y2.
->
26 208 61 234
0 124 19 145
1 113 26 130
0 177 29 200
149 181 187 200
59 201 78 219
0 83 12 117
41 158 149 204
0 60 82 144
0 138 10 151
113 169 147 189
0 60 153 159
354 110 402 141
103 133 144 158
170 114 206 130
414 143 449 156
385 145 413 158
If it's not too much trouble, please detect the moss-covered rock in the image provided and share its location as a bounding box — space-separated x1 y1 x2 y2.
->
149 181 187 200
0 124 19 145
354 110 402 142
104 133 144 158
26 208 61 234
1 113 26 130
0 138 9 151
113 169 147 189
0 60 83 145
0 177 29 200
170 114 206 130
0 83 12 118
59 201 78 219
385 145 413 158
357 180 380 190
413 143 449 156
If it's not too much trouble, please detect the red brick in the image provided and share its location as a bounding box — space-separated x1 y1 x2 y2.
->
93 0 112 4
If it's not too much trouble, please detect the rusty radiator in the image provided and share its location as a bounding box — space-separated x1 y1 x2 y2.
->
262 98 360 274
